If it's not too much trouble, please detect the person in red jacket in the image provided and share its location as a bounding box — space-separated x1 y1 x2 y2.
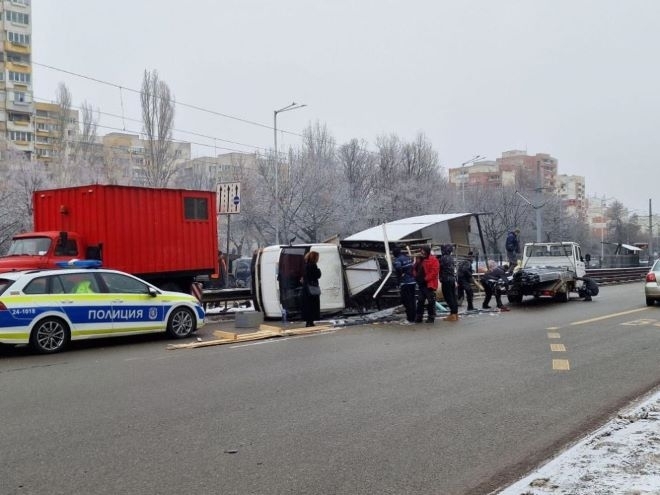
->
414 245 440 323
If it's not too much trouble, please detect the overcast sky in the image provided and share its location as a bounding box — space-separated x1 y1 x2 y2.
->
33 0 660 216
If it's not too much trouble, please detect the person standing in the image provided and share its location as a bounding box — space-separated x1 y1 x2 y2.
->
439 244 459 321
393 247 416 324
457 251 475 311
217 250 228 288
414 245 440 323
300 250 321 327
482 261 508 309
505 228 521 264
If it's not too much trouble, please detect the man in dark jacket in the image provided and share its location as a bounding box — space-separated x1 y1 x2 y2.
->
457 251 475 311
439 244 459 321
393 247 416 324
505 229 520 264
482 261 508 309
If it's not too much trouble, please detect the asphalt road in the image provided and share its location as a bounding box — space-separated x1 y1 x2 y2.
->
1 283 659 495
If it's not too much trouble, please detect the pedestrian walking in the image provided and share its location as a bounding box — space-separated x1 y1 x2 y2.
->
439 244 459 321
414 245 440 323
457 251 475 311
392 247 416 324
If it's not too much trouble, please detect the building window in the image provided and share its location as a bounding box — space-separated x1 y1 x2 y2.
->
9 131 32 142
14 91 26 103
5 10 29 25
7 31 31 45
9 71 31 84
184 197 209 220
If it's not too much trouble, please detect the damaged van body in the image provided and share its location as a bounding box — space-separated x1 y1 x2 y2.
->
252 213 486 319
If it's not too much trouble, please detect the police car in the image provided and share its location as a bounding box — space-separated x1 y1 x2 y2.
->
0 266 205 353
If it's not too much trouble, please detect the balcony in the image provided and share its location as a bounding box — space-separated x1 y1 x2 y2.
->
7 120 32 132
3 41 30 55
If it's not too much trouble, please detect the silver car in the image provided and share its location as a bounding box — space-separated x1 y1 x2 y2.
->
645 259 660 306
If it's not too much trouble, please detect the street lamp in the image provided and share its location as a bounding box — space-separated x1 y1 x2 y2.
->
460 155 485 209
274 102 307 244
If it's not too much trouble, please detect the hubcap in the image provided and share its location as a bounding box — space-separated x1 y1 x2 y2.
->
36 320 65 351
171 310 193 337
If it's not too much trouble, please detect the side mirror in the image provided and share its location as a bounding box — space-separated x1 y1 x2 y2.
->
148 287 159 297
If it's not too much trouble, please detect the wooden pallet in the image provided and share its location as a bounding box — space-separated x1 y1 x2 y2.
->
167 324 334 350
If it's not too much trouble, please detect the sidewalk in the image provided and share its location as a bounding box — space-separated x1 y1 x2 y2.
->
496 386 660 494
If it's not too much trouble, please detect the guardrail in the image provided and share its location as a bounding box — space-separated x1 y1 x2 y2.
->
200 267 650 310
201 287 252 309
585 266 649 284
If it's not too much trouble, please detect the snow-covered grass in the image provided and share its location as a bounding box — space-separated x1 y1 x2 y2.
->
497 387 660 494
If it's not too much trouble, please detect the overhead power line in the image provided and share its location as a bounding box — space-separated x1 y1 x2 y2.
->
34 96 271 154
32 61 304 138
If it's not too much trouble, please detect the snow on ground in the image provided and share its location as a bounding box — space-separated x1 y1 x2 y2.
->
497 387 660 494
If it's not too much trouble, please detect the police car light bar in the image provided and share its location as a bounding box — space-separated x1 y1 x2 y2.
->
55 260 103 269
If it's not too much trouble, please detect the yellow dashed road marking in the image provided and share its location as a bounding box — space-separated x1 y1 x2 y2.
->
553 359 570 370
550 343 566 352
570 307 649 326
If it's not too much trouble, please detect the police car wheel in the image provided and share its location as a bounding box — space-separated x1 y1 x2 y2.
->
30 317 70 354
167 307 195 339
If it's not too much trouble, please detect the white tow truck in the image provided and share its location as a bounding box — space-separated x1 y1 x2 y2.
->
507 241 588 303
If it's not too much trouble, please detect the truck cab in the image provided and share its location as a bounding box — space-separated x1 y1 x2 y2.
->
0 231 91 273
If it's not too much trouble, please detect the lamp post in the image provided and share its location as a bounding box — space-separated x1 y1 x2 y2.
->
273 102 306 245
460 155 485 210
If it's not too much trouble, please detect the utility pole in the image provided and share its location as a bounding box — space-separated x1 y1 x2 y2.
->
650 198 654 264
536 160 543 242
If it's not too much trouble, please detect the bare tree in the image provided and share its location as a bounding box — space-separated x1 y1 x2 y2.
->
0 148 52 251
53 82 72 161
140 69 176 187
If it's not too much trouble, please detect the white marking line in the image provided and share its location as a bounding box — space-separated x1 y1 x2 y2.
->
569 307 649 326
547 332 561 339
621 319 657 326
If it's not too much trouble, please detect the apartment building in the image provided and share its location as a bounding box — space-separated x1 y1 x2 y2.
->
102 132 192 186
175 152 258 189
448 150 586 215
34 101 79 163
0 0 33 157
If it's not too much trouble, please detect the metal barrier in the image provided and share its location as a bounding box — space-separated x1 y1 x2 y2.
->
201 288 252 310
584 266 649 284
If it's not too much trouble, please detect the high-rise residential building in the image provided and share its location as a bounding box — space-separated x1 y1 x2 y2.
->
448 150 586 216
34 101 79 163
556 174 586 218
0 0 33 158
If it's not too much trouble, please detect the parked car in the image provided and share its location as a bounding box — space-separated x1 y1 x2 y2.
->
0 267 205 354
645 259 660 306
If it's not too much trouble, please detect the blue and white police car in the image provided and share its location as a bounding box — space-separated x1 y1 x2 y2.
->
0 266 205 353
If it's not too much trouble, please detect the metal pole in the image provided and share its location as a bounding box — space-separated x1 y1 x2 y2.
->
273 110 279 245
536 161 543 242
650 198 653 264
225 213 231 309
